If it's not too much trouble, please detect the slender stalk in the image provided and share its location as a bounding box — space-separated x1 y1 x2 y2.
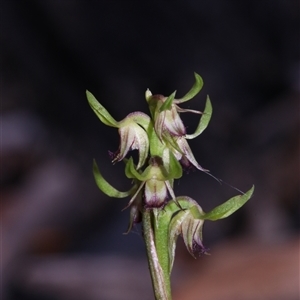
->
153 211 172 291
143 209 172 300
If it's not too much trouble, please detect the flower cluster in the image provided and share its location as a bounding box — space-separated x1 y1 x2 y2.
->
87 73 254 262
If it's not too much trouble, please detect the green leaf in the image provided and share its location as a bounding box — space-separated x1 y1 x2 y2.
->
86 90 119 127
93 159 133 198
203 186 255 221
159 91 176 112
176 73 204 103
185 96 212 139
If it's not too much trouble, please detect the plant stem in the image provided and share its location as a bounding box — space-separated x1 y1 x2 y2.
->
143 209 172 300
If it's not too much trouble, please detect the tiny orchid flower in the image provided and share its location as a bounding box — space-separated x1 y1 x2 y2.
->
124 156 180 208
111 112 150 169
145 73 210 141
86 91 150 169
145 74 213 173
165 197 206 272
147 92 186 140
169 199 206 257
163 186 254 273
172 187 255 257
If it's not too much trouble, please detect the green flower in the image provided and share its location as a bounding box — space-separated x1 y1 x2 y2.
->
86 91 150 169
145 73 213 172
157 186 254 273
145 73 211 141
125 156 179 208
111 112 150 169
148 92 187 140
168 197 206 259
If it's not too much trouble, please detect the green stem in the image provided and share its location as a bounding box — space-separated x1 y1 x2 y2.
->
153 209 172 291
143 209 172 300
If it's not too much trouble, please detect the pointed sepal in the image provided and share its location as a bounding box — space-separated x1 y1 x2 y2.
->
93 159 134 198
159 91 176 112
185 95 212 139
202 186 255 221
176 73 204 103
86 90 119 127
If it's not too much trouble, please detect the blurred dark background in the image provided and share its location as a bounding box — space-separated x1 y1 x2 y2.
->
1 1 299 300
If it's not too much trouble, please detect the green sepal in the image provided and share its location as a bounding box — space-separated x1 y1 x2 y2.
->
125 157 151 181
126 111 151 131
86 90 119 127
152 204 181 278
148 124 165 157
122 181 145 211
124 202 141 234
159 91 176 112
163 133 183 155
185 96 212 139
158 198 192 221
125 154 181 182
202 185 255 221
168 150 183 179
93 159 134 198
176 73 204 103
145 89 152 102
181 213 203 258
168 209 190 273
147 96 159 119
